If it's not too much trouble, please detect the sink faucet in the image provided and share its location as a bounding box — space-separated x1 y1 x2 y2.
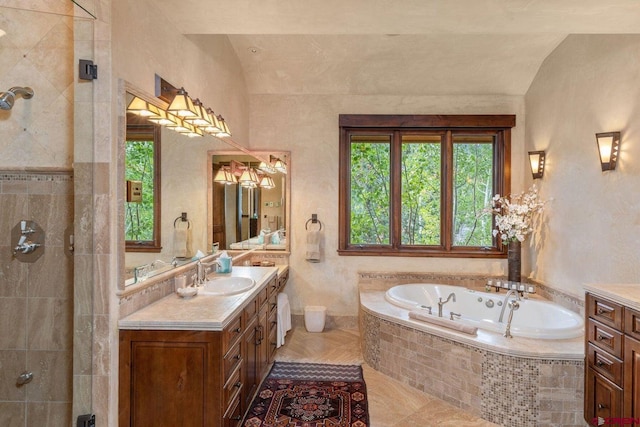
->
498 289 522 323
196 260 206 285
437 292 456 317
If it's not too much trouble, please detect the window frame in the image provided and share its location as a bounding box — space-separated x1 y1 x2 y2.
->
125 114 162 252
338 114 515 258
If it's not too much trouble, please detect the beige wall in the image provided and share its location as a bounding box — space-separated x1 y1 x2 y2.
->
112 0 250 266
525 35 640 298
250 94 527 316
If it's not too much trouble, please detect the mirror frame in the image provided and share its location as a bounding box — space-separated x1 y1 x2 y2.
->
207 150 291 254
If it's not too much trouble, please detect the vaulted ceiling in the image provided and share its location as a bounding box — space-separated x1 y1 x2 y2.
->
155 0 640 95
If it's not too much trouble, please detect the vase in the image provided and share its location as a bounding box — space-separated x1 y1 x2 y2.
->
507 240 521 282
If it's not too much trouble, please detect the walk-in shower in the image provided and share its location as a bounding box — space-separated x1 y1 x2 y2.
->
0 86 34 110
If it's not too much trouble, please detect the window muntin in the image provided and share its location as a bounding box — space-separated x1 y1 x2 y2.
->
339 114 513 258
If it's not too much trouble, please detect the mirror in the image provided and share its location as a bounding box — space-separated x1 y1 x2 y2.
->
120 84 290 288
208 153 289 251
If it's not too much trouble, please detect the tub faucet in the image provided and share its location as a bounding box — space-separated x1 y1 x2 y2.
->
503 300 520 338
437 292 456 317
498 289 521 323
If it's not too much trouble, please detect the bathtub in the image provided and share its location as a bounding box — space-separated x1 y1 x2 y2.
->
384 283 584 339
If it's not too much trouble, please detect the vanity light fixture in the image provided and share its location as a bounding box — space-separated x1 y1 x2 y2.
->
214 166 236 185
167 87 198 118
270 155 287 174
239 168 259 188
215 115 231 138
203 108 223 134
595 131 621 171
528 151 545 179
185 99 213 128
258 161 276 174
259 175 276 189
147 109 179 126
127 96 160 117
165 116 192 133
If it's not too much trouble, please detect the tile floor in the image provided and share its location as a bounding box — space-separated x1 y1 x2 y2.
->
274 326 498 427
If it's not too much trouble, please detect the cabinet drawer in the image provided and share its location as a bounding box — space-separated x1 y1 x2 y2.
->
625 307 640 341
278 269 289 289
587 343 623 386
257 286 268 308
585 367 623 423
588 319 624 359
587 294 624 330
223 364 242 412
223 340 242 383
268 293 278 315
223 393 243 427
267 277 279 299
223 314 243 355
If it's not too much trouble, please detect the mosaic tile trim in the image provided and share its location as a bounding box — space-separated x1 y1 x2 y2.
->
360 310 585 427
0 170 73 181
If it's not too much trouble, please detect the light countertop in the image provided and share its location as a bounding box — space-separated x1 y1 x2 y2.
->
584 283 640 312
119 266 279 331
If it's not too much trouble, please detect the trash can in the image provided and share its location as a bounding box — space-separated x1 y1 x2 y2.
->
304 306 326 332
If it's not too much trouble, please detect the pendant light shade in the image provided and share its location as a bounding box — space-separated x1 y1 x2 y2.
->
127 96 160 117
167 88 198 118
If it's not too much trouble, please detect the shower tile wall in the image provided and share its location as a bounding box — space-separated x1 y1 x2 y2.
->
0 172 73 427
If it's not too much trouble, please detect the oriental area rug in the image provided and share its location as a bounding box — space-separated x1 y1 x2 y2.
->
242 362 369 427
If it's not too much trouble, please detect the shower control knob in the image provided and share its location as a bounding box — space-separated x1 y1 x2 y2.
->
16 371 33 386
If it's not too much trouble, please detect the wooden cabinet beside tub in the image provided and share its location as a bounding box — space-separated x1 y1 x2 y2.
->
584 292 640 423
119 270 286 427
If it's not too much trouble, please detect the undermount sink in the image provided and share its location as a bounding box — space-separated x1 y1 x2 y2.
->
198 276 256 296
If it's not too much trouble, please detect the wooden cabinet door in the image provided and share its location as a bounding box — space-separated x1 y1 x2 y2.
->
585 367 623 425
624 335 640 418
258 303 269 375
119 330 219 427
243 314 259 410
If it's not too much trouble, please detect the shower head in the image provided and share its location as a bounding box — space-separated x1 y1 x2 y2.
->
0 86 34 110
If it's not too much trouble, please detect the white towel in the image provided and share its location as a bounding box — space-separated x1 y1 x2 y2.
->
305 230 321 262
173 221 192 258
277 293 292 347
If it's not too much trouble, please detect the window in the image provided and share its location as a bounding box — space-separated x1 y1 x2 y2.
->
125 114 162 252
339 114 515 257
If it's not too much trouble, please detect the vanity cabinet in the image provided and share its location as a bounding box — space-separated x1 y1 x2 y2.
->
120 271 286 427
585 293 640 423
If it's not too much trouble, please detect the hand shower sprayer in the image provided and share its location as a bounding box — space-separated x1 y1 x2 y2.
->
0 86 34 110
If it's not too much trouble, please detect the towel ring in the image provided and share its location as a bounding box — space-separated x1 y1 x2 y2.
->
305 218 322 231
174 217 192 229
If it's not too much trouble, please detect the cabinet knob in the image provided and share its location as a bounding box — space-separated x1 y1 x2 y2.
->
596 308 611 315
234 354 241 360
234 327 242 333
234 381 242 388
597 403 607 410
596 335 607 341
231 415 242 421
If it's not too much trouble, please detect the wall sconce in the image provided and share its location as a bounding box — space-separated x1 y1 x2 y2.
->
270 155 287 174
595 131 621 171
528 151 545 179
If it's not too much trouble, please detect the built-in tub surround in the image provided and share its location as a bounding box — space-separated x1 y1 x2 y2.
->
359 272 585 427
385 284 584 339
